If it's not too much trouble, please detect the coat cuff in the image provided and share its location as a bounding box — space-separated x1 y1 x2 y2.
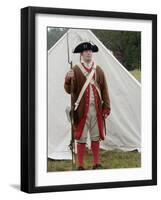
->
102 107 111 115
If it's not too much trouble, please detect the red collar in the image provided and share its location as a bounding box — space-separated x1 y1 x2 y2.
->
81 61 94 72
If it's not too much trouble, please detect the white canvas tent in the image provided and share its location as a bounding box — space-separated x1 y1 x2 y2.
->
48 29 141 160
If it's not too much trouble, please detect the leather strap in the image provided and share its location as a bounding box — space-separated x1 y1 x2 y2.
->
78 62 102 103
74 62 102 111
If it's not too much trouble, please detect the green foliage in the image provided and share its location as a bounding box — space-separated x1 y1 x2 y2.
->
47 27 68 50
91 29 141 71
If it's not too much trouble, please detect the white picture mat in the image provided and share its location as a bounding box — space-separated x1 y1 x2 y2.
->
35 13 152 187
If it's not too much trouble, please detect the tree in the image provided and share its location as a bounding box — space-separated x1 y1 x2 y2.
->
47 27 68 50
91 29 141 71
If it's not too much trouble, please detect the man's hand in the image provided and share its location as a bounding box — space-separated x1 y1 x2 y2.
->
102 108 111 119
66 69 74 80
103 113 108 119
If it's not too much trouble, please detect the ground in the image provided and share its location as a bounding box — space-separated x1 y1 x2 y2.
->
47 69 141 172
48 149 141 172
129 69 141 82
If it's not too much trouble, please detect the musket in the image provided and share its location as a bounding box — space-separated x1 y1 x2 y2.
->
67 31 76 169
103 117 107 136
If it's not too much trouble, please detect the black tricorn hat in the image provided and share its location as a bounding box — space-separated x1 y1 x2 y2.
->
73 42 99 53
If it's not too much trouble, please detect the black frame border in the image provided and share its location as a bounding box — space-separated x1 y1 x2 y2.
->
21 6 157 193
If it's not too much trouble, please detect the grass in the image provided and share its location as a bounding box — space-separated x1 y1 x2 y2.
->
129 69 141 82
48 149 141 172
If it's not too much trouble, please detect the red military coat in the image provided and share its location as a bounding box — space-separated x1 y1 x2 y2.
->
64 61 111 140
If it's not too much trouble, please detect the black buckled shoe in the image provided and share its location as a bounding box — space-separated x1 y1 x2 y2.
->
92 164 103 170
77 166 85 170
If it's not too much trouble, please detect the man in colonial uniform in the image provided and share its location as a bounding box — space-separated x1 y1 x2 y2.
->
64 42 111 170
